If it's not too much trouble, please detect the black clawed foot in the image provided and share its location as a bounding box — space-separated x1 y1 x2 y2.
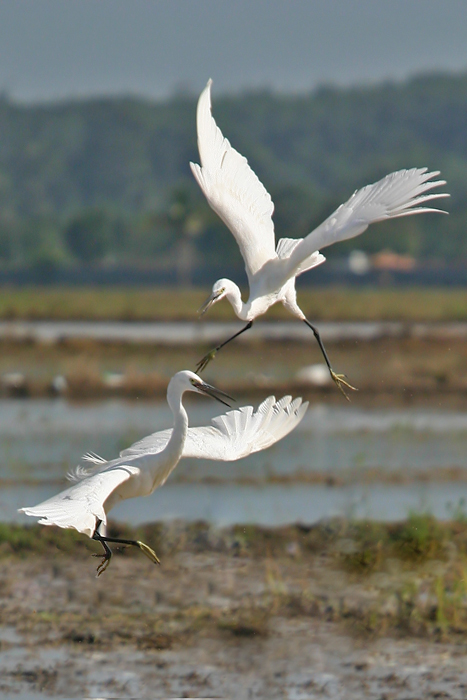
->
92 536 160 576
196 349 217 374
330 370 358 401
93 551 111 577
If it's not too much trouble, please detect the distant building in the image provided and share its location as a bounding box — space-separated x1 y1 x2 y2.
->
371 249 417 271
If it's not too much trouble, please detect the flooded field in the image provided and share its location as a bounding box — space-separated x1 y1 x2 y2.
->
2 323 467 401
3 397 467 527
2 321 467 698
3 318 467 344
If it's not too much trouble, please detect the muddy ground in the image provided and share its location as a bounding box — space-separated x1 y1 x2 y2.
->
2 520 467 698
1 335 467 406
2 327 467 697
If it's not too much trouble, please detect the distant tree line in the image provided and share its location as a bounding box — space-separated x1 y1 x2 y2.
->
0 72 466 279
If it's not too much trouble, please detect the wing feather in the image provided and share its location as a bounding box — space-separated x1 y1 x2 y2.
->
276 237 326 277
281 168 449 281
20 465 139 537
190 80 277 282
182 395 308 461
119 396 308 463
119 430 172 459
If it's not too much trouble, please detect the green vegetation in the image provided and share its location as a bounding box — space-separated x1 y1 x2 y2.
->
3 515 459 565
0 522 85 556
0 521 163 559
0 72 465 275
5 515 467 641
1 285 467 321
338 513 450 573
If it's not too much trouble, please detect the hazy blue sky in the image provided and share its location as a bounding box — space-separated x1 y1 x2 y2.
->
1 1 467 102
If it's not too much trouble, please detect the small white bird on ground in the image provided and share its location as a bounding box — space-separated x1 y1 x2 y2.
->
191 80 449 398
20 370 307 576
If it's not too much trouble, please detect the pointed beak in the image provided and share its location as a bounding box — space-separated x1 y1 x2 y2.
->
198 290 221 317
195 380 235 407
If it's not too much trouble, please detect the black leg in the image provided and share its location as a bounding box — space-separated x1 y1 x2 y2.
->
92 520 113 577
92 519 160 577
196 321 253 373
303 319 357 400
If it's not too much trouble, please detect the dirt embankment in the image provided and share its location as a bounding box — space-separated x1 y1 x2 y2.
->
2 519 467 698
1 335 467 402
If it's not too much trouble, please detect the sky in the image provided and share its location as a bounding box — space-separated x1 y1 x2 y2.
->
1 0 467 103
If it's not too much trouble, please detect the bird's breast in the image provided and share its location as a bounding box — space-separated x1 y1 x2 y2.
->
247 294 278 319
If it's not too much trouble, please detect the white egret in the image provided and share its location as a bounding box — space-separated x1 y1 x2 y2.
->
191 80 449 398
20 370 307 576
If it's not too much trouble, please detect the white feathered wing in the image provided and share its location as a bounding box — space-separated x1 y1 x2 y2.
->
121 395 307 461
190 79 277 282
282 167 449 281
20 465 140 537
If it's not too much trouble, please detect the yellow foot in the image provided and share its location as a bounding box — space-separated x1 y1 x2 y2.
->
137 540 161 565
196 349 217 374
330 371 358 401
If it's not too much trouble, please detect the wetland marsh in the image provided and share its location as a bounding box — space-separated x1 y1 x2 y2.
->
2 285 467 698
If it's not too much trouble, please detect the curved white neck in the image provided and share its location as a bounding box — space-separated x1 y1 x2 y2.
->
225 282 250 320
164 382 189 465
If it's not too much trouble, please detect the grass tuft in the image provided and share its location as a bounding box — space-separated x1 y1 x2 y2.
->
391 512 448 561
2 285 467 322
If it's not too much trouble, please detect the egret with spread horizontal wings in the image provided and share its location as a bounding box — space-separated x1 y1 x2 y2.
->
20 370 307 576
191 80 449 398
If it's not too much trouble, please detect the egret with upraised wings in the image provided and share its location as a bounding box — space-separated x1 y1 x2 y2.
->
191 80 449 398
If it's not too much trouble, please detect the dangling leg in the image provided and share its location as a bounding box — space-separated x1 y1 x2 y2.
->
92 519 160 577
303 319 357 401
196 321 253 373
92 520 113 577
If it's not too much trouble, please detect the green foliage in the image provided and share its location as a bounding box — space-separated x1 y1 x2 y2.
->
392 512 448 561
337 513 451 576
0 523 85 556
64 209 113 263
338 521 388 573
0 72 466 269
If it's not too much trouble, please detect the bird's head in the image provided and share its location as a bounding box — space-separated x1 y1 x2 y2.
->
173 370 234 407
198 279 235 316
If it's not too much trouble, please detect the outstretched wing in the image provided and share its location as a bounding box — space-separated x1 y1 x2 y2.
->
20 464 140 537
281 168 449 281
121 395 308 462
190 80 277 283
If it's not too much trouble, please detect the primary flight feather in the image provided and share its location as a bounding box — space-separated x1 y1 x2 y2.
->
191 79 449 397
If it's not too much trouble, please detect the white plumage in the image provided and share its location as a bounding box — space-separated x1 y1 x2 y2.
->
192 80 449 396
20 370 307 574
120 394 304 462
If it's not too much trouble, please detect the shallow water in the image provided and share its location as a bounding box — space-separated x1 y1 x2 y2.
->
6 480 466 527
3 397 467 525
2 319 467 344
